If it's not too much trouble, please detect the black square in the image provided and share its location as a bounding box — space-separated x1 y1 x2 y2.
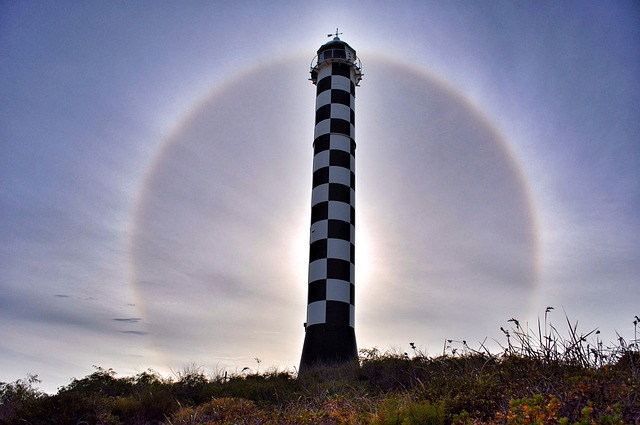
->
330 89 350 107
330 150 351 168
308 280 327 303
314 134 330 154
330 119 351 136
326 300 350 325
327 258 350 280
328 183 350 203
309 239 327 262
327 219 351 241
311 202 328 224
332 63 351 78
312 167 329 188
316 76 331 94
315 104 331 124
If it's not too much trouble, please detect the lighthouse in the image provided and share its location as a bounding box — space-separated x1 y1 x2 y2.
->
300 32 363 369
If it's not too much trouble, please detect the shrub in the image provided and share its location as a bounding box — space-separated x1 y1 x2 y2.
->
167 397 260 425
372 397 445 425
0 374 45 422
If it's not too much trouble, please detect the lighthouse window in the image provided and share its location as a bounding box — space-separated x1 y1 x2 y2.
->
322 49 347 61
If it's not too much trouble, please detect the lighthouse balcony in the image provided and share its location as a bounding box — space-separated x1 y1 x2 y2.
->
310 51 363 85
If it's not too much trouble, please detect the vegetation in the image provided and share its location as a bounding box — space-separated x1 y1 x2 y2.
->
2 310 638 424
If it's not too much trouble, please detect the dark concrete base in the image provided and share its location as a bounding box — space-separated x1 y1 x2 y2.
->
300 324 357 371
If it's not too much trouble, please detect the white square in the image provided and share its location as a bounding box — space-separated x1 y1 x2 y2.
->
330 135 351 152
311 184 328 206
329 166 351 186
315 90 331 108
308 259 327 282
307 301 326 326
313 150 329 171
331 104 351 121
317 66 332 81
328 201 351 222
314 120 330 138
331 75 351 92
310 220 328 243
327 239 351 261
326 279 351 303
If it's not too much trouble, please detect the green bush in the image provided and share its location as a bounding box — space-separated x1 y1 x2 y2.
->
373 397 445 425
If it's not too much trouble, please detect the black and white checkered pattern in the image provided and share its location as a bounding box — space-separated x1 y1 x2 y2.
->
306 60 358 330
301 38 362 368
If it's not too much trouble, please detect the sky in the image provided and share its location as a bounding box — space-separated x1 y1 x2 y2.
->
1 1 639 393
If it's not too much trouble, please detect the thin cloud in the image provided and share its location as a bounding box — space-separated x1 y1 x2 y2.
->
120 330 149 336
113 318 142 323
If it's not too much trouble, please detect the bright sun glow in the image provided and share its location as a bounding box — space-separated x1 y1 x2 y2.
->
355 207 378 295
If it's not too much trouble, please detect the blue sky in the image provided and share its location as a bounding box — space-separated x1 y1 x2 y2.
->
1 1 639 393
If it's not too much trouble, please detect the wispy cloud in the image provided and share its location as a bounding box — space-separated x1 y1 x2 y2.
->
113 318 142 323
119 330 148 336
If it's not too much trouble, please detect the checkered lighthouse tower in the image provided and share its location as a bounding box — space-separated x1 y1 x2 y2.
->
300 32 362 369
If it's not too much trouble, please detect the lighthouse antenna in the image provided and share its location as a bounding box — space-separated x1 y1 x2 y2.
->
327 28 343 39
